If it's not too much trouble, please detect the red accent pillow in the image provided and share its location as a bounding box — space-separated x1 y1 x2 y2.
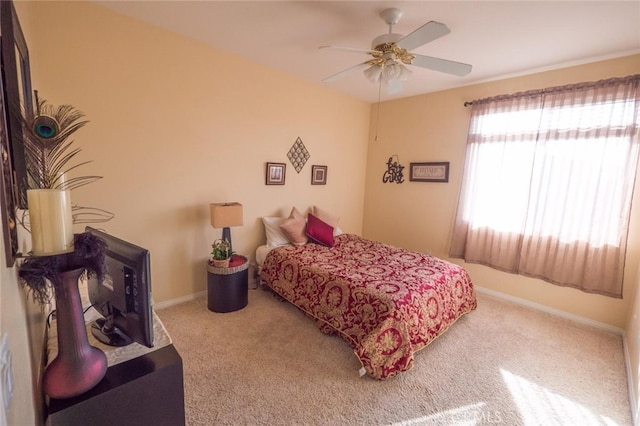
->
306 214 334 247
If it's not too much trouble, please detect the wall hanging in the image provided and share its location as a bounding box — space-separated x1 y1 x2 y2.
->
266 162 286 185
382 155 404 184
311 165 327 185
287 137 310 173
409 162 450 183
0 0 33 266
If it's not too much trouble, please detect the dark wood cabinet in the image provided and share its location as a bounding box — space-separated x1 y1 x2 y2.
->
46 344 185 426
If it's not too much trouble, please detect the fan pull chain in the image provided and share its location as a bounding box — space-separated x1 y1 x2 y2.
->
374 79 382 142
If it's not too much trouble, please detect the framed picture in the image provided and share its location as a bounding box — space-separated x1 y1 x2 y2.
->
0 1 33 266
311 165 327 185
409 162 450 183
266 162 286 185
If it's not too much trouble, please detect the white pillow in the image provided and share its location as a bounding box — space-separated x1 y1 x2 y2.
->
262 217 290 247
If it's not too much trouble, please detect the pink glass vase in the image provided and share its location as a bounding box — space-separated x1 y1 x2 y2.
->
43 268 108 399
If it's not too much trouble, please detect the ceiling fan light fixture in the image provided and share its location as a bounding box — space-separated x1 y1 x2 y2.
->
364 64 382 83
364 59 412 86
321 8 473 94
381 59 404 83
381 63 395 83
397 63 412 81
387 80 403 95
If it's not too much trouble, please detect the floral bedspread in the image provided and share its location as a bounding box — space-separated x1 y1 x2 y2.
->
260 234 477 379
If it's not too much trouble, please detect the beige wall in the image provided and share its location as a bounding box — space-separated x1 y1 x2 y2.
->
1 7 46 425
0 244 39 425
18 1 370 305
5 2 368 421
626 269 640 423
7 0 640 422
363 54 640 329
363 54 640 418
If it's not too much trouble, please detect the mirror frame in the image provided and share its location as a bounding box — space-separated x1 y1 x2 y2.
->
0 0 33 266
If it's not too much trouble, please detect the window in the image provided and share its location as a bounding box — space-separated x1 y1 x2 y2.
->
450 75 640 298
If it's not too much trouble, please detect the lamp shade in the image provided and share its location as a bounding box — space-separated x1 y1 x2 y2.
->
210 202 243 229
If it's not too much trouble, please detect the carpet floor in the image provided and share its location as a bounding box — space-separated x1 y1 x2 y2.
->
157 288 631 425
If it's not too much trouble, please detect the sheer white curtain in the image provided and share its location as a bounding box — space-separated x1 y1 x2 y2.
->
450 75 640 298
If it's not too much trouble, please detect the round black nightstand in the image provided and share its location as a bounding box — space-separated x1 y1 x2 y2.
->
207 255 248 313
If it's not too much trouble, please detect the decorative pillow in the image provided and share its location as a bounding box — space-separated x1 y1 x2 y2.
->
306 213 334 247
262 217 289 247
279 207 308 245
289 206 305 221
312 206 343 236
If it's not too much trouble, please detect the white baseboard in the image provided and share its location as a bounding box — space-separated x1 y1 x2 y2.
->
622 335 639 426
475 285 624 335
153 290 206 310
475 286 635 423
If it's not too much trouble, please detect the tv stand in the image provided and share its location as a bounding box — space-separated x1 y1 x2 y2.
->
45 313 185 426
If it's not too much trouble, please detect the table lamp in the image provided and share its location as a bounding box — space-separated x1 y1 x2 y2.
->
210 202 243 254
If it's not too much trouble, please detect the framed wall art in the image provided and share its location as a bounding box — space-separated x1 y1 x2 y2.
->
409 162 450 183
1 0 33 266
266 162 286 185
311 165 327 185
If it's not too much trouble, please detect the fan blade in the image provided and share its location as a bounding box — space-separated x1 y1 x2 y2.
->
397 21 450 51
319 45 374 55
412 54 472 76
322 63 369 83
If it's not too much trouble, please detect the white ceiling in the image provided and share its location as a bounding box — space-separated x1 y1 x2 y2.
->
96 1 640 104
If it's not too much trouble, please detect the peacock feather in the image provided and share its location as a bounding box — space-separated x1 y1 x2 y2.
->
22 92 101 191
18 91 114 227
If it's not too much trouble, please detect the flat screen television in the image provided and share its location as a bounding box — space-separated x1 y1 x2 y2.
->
85 226 154 348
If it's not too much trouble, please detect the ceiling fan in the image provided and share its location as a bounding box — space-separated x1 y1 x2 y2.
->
320 8 472 94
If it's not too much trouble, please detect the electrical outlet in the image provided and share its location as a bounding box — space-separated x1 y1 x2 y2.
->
0 333 13 418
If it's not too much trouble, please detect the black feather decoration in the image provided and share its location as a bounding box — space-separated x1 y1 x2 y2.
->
19 232 107 304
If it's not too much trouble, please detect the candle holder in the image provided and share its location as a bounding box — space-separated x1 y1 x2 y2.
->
19 232 109 398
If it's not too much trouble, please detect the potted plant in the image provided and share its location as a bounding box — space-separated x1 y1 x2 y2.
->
210 239 233 268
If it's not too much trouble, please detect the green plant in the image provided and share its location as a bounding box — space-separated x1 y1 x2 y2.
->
211 239 233 260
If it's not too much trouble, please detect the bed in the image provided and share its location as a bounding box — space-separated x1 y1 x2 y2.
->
259 232 477 380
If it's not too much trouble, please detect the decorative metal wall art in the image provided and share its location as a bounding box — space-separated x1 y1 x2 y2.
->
382 156 404 184
287 137 310 173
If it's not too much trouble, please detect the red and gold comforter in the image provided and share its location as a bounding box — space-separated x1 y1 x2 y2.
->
260 234 477 379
